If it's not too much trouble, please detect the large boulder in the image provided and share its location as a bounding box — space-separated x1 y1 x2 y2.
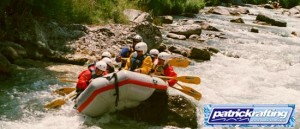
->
170 24 202 37
0 41 27 63
208 6 230 15
188 47 211 61
123 9 153 23
256 13 287 27
119 90 197 128
134 22 162 50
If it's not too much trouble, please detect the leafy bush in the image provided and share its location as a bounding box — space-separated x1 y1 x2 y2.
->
138 0 205 16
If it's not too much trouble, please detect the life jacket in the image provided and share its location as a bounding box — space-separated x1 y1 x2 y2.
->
153 64 167 76
129 53 147 71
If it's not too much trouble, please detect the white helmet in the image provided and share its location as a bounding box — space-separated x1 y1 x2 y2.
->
158 52 171 61
101 52 111 58
149 49 159 56
133 34 143 42
95 61 107 71
101 57 114 67
135 42 148 54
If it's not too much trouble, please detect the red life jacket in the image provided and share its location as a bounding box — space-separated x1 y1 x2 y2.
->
163 65 177 87
76 64 107 91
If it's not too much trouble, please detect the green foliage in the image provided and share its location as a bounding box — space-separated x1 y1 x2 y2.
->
138 0 205 16
279 0 300 8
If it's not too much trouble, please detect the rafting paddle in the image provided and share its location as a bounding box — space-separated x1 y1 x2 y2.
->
155 75 201 84
54 87 76 96
170 83 202 101
44 91 77 108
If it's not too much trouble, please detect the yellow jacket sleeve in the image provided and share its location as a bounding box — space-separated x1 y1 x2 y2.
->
139 56 153 74
124 53 133 70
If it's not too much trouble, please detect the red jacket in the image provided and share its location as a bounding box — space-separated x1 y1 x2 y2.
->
76 65 107 91
163 65 177 87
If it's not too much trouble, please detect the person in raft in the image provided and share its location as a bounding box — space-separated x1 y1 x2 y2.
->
149 49 159 65
101 51 112 59
101 57 115 73
153 52 177 87
76 61 108 95
115 34 143 69
124 42 153 74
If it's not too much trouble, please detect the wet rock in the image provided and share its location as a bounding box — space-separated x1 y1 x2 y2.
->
251 27 259 33
189 34 200 40
233 6 249 14
199 21 220 32
167 33 186 40
288 6 300 16
168 46 182 54
170 24 202 37
291 31 298 37
134 21 162 50
160 16 173 24
208 6 230 15
207 47 219 54
123 9 153 23
182 20 194 25
256 13 287 27
264 4 275 9
158 44 167 53
188 47 211 61
0 53 12 79
119 91 197 128
230 18 244 23
0 41 27 63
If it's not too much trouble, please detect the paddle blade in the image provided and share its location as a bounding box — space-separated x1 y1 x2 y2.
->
44 99 66 108
177 76 201 84
182 87 202 100
168 58 190 68
54 87 76 96
59 79 77 83
171 86 202 101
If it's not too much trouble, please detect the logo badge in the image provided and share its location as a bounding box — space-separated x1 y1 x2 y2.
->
204 104 295 127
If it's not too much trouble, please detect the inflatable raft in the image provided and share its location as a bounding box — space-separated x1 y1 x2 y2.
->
74 70 168 117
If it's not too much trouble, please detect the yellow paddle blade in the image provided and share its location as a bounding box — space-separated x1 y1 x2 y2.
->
54 87 76 96
44 99 66 109
171 86 202 101
59 79 77 83
155 75 201 84
176 76 201 85
168 58 190 68
44 91 77 109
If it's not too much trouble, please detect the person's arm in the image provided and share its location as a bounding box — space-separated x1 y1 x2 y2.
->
164 65 177 87
124 53 133 70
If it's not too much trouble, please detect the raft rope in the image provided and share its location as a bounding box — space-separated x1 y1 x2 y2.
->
104 72 119 107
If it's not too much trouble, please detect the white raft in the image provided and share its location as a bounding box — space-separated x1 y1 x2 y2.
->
75 70 168 117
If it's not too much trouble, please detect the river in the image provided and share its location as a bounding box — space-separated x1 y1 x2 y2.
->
1 5 300 129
